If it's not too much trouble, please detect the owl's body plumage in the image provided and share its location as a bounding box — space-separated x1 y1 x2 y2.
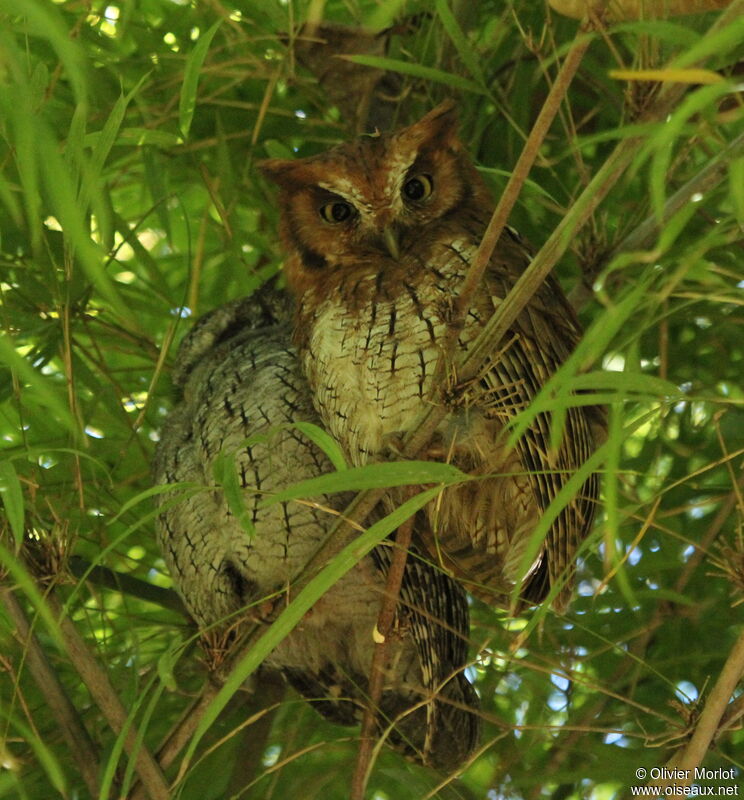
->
261 103 604 610
153 287 480 770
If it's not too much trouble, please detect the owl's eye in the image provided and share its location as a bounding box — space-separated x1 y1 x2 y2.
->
320 201 354 223
402 174 433 202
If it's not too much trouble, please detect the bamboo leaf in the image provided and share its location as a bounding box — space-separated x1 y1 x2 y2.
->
110 482 204 524
293 421 348 471
0 460 24 552
0 337 78 435
435 0 487 88
179 19 223 138
337 55 486 94
0 542 64 650
213 451 257 540
259 461 465 507
0 711 67 794
609 68 724 84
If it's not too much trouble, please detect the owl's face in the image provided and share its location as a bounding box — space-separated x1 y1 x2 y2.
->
259 102 492 295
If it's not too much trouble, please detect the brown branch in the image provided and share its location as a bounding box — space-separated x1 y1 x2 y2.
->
44 591 171 800
718 691 744 735
2 588 101 798
351 514 415 800
649 627 744 796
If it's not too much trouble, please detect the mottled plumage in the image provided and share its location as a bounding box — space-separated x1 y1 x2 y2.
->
260 102 605 611
153 286 480 770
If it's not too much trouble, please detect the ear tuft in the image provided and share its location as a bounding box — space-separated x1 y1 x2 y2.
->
395 100 460 151
257 158 296 187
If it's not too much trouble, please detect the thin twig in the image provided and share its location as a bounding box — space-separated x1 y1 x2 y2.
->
45 591 171 800
350 514 415 800
2 588 101 798
718 691 744 734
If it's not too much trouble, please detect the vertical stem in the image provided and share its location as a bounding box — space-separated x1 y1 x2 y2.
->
350 514 415 800
429 17 596 396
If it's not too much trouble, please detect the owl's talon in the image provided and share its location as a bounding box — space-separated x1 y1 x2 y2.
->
248 595 284 625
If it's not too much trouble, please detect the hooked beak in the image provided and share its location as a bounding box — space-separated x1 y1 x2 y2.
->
382 226 400 260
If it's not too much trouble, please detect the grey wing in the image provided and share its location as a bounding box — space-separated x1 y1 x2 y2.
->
154 318 325 627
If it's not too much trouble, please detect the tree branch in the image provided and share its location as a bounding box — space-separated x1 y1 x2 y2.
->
45 591 171 800
649 627 744 797
2 587 101 798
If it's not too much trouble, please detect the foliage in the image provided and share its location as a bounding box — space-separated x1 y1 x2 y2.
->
0 1 742 799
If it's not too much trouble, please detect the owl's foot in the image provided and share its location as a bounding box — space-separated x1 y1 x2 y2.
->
247 593 284 625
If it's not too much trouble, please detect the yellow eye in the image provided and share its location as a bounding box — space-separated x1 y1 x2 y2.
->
320 201 354 223
402 174 433 202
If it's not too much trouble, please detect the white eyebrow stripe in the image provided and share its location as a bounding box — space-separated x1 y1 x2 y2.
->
318 179 366 206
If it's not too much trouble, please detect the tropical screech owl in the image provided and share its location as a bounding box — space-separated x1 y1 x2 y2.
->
153 283 480 771
260 102 605 611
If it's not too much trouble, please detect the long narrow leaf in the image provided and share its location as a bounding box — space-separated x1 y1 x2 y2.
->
0 460 24 551
338 55 486 94
259 461 465 507
179 19 223 138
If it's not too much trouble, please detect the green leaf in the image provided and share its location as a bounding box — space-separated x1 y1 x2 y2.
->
157 640 182 692
0 460 24 551
0 711 67 794
673 15 744 69
111 481 204 524
0 0 87 104
0 542 64 650
292 421 348 472
213 452 257 540
435 0 487 88
179 19 223 138
338 55 486 95
729 156 744 224
259 460 465 507
0 336 79 435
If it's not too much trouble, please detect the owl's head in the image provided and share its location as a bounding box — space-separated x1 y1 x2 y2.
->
259 102 491 294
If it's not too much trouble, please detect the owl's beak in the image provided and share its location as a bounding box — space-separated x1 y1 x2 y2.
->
382 226 400 260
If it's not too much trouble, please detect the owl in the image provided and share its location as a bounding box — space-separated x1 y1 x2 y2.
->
259 102 605 612
153 283 480 771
